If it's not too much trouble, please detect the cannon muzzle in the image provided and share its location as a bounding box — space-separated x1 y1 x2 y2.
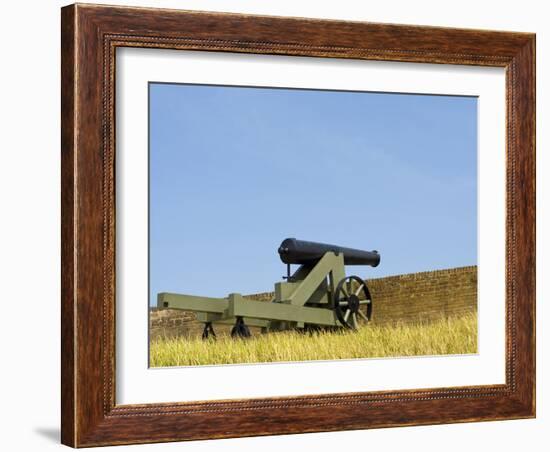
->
278 238 380 267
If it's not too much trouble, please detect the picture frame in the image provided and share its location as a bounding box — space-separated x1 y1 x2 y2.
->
61 3 535 447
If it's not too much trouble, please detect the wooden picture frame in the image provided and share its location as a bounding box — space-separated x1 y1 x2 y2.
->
61 3 535 447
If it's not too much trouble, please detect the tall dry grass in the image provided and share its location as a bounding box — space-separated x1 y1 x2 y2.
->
150 313 477 367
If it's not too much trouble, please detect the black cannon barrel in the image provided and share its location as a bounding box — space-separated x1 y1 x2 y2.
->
278 238 380 267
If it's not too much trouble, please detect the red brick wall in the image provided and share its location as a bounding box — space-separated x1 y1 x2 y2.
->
366 266 477 325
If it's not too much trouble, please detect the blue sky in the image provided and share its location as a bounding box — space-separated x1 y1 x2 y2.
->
149 83 477 302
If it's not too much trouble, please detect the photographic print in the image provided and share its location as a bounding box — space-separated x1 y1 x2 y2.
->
148 83 478 367
61 5 535 445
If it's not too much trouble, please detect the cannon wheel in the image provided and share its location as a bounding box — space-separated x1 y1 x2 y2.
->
334 275 373 329
231 316 251 339
201 322 216 340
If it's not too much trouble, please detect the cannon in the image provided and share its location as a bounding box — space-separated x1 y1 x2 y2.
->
157 238 380 338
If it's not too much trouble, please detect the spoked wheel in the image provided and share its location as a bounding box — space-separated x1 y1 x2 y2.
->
231 316 251 338
334 275 373 330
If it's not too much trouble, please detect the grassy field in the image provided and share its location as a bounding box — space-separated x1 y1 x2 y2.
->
149 313 477 367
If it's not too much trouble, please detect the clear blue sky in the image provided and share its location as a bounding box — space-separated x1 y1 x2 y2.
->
149 83 477 302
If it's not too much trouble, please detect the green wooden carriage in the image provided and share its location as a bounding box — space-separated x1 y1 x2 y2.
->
158 238 380 338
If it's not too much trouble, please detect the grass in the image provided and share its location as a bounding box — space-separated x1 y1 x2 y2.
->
149 313 477 367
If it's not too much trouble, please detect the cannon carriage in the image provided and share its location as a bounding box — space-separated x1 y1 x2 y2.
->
157 238 380 338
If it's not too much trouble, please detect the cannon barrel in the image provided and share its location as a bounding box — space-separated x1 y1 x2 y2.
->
278 238 380 267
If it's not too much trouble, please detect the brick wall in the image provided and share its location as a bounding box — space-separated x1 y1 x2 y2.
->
366 266 477 325
149 266 477 340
